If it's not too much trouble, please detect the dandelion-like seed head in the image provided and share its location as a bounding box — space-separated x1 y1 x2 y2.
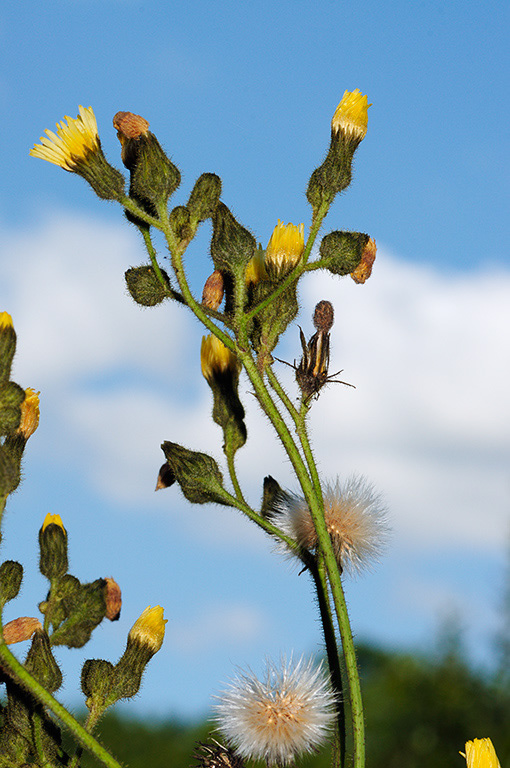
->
265 220 305 276
331 90 371 142
463 738 501 768
30 106 100 171
215 656 336 766
274 476 389 574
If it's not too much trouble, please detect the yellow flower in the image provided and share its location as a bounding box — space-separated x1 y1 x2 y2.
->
0 311 13 329
265 220 305 276
462 738 501 768
30 106 99 171
245 248 267 285
331 90 371 142
129 606 166 654
17 388 40 439
42 513 66 534
200 334 237 384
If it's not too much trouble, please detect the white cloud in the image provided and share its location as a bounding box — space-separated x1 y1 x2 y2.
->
167 601 267 654
1 215 509 560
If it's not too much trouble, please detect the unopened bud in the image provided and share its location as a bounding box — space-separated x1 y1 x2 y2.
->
318 231 370 276
351 237 376 284
187 173 222 224
202 270 225 310
0 312 17 383
125 265 172 306
161 441 231 506
211 203 256 277
169 205 192 242
2 617 42 644
111 606 167 701
0 560 23 604
81 658 116 710
25 629 63 692
39 514 68 581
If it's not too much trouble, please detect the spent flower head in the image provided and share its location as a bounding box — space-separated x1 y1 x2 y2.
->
274 476 389 574
462 738 501 768
331 90 371 142
215 656 336 766
265 220 305 277
30 106 100 171
129 605 166 654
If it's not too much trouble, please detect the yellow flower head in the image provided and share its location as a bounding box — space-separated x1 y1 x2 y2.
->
245 248 267 286
30 106 100 171
265 220 305 276
42 513 66 534
18 388 40 439
0 311 13 329
463 738 501 768
201 335 238 384
331 90 371 142
129 605 166 654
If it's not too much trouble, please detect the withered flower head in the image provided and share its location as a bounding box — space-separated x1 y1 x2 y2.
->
113 111 150 140
17 388 40 439
351 238 376 284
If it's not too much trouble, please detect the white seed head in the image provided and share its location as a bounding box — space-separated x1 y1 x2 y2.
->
214 656 336 765
274 476 389 574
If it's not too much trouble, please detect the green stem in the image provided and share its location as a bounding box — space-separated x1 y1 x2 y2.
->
0 644 124 768
225 444 246 505
311 554 345 768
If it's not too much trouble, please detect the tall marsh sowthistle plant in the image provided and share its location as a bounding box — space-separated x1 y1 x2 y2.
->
0 93 497 768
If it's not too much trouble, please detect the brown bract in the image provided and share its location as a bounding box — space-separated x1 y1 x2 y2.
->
3 617 42 644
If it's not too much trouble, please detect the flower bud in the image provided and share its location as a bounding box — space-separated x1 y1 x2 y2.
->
111 606 167 701
187 173 222 224
81 658 116 711
114 111 180 215
161 441 232 506
2 616 42 644
0 443 18 497
307 91 370 213
318 231 371 276
0 312 16 382
169 205 193 242
350 237 376 284
211 203 257 278
31 106 125 200
125 265 173 306
39 514 68 581
24 629 63 692
0 560 23 605
0 381 26 436
49 578 108 648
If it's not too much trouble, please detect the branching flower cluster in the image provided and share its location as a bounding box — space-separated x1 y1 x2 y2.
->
0 90 497 768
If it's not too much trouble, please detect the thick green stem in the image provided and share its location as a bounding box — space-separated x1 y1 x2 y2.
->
0 644 124 768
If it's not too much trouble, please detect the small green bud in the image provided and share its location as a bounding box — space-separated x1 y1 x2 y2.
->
0 382 25 436
24 629 62 693
0 560 23 606
125 265 173 306
169 205 193 241
318 231 370 275
114 111 180 215
211 203 256 277
39 514 68 581
81 658 116 710
0 312 16 383
161 441 232 506
0 443 19 498
187 173 222 224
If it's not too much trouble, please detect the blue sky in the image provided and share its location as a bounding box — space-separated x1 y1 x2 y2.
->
0 0 509 721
